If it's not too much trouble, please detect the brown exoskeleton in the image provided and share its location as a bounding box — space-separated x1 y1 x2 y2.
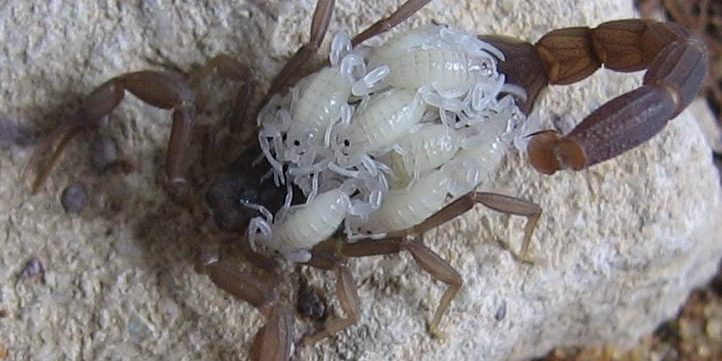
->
24 1 707 360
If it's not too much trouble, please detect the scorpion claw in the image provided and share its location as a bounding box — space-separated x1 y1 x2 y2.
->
496 19 708 173
527 130 585 175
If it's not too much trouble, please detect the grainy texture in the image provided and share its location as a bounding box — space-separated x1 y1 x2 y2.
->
0 1 720 361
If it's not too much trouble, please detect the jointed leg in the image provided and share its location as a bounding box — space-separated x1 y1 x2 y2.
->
473 192 541 262
302 250 361 346
341 237 462 339
351 0 433 46
268 0 336 95
27 126 83 193
189 55 255 134
392 191 542 263
302 265 361 345
203 261 292 361
527 20 708 174
27 71 196 192
189 55 257 176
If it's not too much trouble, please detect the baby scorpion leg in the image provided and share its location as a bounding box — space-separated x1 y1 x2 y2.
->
203 261 292 361
301 249 361 346
527 20 708 174
268 0 335 95
27 71 195 192
351 0 433 46
342 236 461 340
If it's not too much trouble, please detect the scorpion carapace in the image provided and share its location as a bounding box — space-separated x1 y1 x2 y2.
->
23 1 708 360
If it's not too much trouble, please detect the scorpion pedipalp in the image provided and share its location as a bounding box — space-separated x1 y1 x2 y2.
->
517 19 708 174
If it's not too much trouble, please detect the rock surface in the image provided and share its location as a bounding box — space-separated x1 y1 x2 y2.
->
1 1 720 360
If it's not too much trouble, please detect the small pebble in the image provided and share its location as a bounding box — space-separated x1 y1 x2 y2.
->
19 257 45 281
0 309 7 318
61 183 88 214
0 343 7 359
494 301 507 321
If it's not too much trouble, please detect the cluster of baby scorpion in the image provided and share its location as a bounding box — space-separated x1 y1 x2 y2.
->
249 24 528 263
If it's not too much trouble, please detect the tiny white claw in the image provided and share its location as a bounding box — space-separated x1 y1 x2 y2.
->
360 155 379 176
352 65 390 96
247 216 273 252
241 200 274 223
500 83 528 102
419 85 464 112
340 53 366 82
286 249 312 263
330 31 352 67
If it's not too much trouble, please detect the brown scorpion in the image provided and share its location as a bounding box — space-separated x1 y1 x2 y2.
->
24 1 707 360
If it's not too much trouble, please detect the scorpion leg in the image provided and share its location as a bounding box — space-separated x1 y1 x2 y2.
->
268 0 335 95
204 261 292 361
395 192 542 263
527 20 708 174
189 55 255 134
468 193 542 263
28 126 83 193
335 192 541 338
342 236 461 339
188 55 256 172
27 71 196 192
351 0 433 46
301 249 361 346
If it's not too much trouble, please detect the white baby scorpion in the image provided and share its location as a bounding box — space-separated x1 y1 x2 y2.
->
258 32 385 180
367 24 508 119
348 95 524 238
347 168 451 236
248 188 351 263
333 88 426 163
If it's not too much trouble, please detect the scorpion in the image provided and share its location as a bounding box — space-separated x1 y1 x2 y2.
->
23 0 707 360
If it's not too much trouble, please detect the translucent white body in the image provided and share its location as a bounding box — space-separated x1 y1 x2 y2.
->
384 123 460 187
375 48 475 91
251 189 349 262
367 24 506 118
290 67 352 133
367 25 440 64
348 96 524 238
349 169 450 235
443 99 520 196
444 139 506 197
336 89 425 159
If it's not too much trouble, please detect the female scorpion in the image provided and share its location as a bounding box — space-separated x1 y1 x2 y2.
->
24 0 707 360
